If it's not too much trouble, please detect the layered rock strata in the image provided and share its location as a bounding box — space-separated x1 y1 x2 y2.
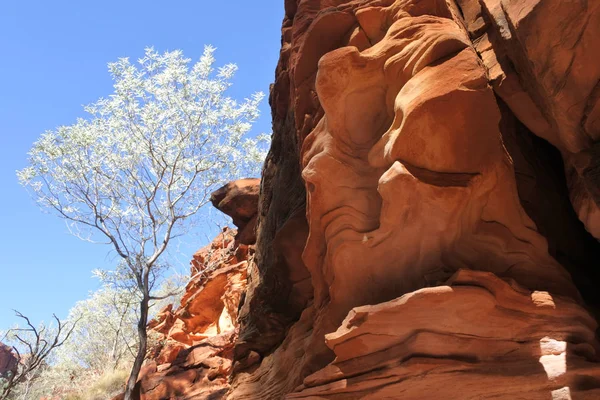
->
291 270 600 399
229 1 600 399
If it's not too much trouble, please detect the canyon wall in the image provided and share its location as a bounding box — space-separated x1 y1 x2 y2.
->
230 0 600 399
135 1 600 399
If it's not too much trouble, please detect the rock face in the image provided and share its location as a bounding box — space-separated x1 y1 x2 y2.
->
466 0 600 240
228 0 600 399
129 180 259 400
137 230 249 400
134 1 600 399
0 343 17 377
291 270 600 399
210 178 261 245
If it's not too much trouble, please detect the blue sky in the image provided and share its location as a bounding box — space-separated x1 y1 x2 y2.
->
0 1 283 331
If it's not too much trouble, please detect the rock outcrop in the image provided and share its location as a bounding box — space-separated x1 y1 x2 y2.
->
291 270 600 399
228 0 600 399
127 179 259 400
135 1 600 399
0 343 17 377
210 178 261 245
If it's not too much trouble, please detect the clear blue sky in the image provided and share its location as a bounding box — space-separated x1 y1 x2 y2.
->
0 1 283 331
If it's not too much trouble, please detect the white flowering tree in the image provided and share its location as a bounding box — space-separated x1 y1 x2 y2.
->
19 286 140 399
60 286 139 374
17 46 268 399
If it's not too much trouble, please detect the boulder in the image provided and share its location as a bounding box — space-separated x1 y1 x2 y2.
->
210 179 260 244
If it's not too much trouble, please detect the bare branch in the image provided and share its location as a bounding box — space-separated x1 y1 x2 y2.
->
1 311 81 400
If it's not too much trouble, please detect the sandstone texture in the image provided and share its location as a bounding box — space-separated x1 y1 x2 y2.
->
291 270 600 399
134 1 600 399
210 178 261 245
124 180 259 400
227 0 600 399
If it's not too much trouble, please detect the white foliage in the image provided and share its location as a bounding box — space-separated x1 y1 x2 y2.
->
17 46 269 284
57 287 139 373
7 283 181 399
16 46 269 397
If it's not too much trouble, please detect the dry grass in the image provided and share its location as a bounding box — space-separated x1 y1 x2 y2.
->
62 369 129 400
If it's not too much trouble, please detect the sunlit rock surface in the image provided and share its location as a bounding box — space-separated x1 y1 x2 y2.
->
120 180 259 400
129 1 600 398
291 270 600 399
228 0 600 399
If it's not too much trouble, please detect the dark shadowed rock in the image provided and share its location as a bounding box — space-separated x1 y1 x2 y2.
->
0 343 17 377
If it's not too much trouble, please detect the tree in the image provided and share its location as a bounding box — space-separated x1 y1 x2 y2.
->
23 285 142 399
17 46 268 399
59 286 139 374
7 281 183 399
0 311 77 400
57 276 185 378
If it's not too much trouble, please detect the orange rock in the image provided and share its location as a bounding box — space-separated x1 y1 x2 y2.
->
461 0 600 239
142 252 248 398
210 179 260 244
131 181 257 399
138 1 600 398
210 179 259 225
190 227 236 275
291 270 600 399
139 333 236 400
229 0 600 399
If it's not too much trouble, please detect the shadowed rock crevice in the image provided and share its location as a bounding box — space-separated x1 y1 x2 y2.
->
402 161 479 187
496 96 600 315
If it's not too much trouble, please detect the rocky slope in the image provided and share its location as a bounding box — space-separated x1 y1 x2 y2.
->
137 1 600 399
127 179 258 399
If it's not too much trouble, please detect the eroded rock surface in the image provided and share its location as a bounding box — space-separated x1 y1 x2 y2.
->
123 180 259 400
463 0 600 239
229 1 600 399
130 1 600 399
292 270 600 399
210 178 260 245
136 231 249 400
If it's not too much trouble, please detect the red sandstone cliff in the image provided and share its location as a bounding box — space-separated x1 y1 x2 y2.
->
135 1 600 399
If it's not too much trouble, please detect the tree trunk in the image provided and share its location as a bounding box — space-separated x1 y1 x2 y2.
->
123 294 149 400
